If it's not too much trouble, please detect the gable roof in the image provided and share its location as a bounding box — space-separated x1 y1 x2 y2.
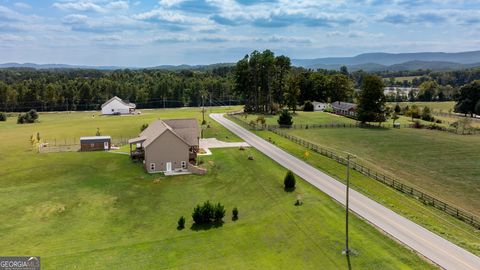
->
332 101 356 111
129 118 199 148
101 96 136 109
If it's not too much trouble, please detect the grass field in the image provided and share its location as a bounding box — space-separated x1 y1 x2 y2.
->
391 101 456 113
0 108 435 269
230 116 480 256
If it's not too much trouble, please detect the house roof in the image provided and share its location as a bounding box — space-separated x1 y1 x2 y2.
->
130 118 199 148
332 101 356 111
101 96 136 109
80 136 111 141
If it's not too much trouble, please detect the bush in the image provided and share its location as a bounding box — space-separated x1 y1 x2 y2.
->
213 203 225 222
140 123 149 132
177 216 185 230
421 106 434 122
412 120 424 129
0 112 6 121
270 102 280 115
232 207 239 221
17 109 39 124
303 101 314 112
284 170 296 191
192 201 225 225
277 109 293 126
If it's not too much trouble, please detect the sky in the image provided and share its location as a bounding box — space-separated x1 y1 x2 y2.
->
1 0 480 66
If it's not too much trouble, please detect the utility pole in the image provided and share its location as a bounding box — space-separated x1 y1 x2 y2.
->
344 153 355 256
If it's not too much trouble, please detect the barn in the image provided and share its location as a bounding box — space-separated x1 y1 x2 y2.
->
80 136 111 151
101 96 136 115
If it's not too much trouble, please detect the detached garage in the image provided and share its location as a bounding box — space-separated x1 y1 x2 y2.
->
80 136 111 151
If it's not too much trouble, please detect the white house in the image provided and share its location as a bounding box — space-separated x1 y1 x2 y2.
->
101 96 136 115
312 101 328 111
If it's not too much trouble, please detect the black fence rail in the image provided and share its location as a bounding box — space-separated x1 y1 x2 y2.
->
228 113 480 229
235 113 479 135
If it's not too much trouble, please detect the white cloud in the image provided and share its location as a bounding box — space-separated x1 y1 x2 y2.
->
13 2 31 9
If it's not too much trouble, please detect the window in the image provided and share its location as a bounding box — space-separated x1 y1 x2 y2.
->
90 143 94 147
181 161 187 169
150 163 155 171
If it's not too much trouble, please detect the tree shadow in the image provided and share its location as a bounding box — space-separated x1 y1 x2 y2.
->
190 221 224 231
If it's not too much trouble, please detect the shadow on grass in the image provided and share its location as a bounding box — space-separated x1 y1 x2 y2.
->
190 221 224 231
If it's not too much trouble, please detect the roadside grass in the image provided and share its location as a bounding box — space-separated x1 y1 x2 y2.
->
0 107 436 269
229 117 480 256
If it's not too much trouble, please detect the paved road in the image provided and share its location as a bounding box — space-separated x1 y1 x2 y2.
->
211 113 480 270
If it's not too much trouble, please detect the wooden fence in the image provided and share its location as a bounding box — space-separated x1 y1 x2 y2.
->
228 113 480 229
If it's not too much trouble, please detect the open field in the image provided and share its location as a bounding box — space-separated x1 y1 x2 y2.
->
243 111 356 126
230 116 480 256
391 101 456 113
284 127 480 215
0 108 435 269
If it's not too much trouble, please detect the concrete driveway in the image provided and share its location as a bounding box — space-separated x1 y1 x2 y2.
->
211 113 480 270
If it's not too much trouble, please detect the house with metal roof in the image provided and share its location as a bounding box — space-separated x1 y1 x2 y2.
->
332 101 357 117
101 96 136 115
128 119 201 174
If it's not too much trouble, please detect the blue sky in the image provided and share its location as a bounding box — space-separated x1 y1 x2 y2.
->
1 0 480 66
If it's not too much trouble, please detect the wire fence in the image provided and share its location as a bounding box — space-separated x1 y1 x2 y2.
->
37 137 130 153
237 115 479 135
228 113 480 229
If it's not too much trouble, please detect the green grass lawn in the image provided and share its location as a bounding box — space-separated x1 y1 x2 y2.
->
242 111 356 126
229 117 480 256
0 107 435 269
391 101 456 113
284 128 480 216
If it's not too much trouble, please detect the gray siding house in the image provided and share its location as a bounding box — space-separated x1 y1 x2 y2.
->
128 119 199 173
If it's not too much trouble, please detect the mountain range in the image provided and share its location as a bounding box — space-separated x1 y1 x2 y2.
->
2 50 480 72
291 51 480 71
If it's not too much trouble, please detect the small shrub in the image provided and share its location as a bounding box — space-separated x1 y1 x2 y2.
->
0 112 6 121
177 216 185 230
232 207 239 221
96 128 101 136
17 109 38 124
412 121 423 129
277 109 293 127
303 101 314 112
213 203 225 223
192 201 225 225
435 119 442 124
140 123 149 132
201 119 207 125
284 170 296 191
270 102 280 115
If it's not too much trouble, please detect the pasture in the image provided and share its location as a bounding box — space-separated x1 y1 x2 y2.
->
0 108 435 269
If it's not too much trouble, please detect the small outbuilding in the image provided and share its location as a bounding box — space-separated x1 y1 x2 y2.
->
80 136 111 151
101 96 136 115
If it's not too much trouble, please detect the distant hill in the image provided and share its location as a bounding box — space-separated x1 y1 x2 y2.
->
292 50 480 71
0 62 234 71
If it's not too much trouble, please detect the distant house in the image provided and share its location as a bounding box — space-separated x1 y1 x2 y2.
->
80 136 111 151
128 119 200 173
312 101 328 111
101 96 136 115
332 101 357 117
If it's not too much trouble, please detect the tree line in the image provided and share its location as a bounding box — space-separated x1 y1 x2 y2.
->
0 68 237 112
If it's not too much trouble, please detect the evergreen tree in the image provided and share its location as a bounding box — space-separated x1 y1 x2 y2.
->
277 109 293 126
356 75 386 124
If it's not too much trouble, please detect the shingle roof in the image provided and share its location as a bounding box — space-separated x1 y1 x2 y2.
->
332 101 356 111
130 118 199 148
101 96 136 109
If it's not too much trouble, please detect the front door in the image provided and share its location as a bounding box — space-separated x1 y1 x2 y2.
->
104 141 109 150
166 162 172 172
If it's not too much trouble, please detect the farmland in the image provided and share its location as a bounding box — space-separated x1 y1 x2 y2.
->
230 112 480 256
0 108 435 269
